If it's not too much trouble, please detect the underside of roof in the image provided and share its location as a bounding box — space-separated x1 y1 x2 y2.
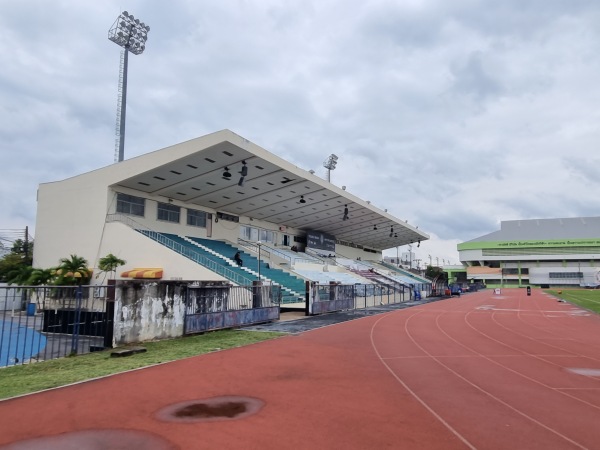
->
112 131 429 251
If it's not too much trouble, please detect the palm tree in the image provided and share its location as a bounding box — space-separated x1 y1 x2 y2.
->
5 265 34 286
54 254 91 285
25 268 56 310
28 268 56 286
97 253 126 283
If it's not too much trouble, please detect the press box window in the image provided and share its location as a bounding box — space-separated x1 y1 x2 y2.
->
187 208 207 228
116 193 145 217
157 202 180 223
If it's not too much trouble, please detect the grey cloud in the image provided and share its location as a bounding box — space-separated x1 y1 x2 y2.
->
2 0 600 264
450 51 504 101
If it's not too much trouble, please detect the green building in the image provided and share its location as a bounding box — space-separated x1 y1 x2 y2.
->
457 217 600 288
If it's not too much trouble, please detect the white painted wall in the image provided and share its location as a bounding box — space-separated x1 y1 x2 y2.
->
34 175 111 270
97 222 227 283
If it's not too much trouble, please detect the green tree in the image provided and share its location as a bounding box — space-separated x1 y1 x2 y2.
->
11 239 33 266
54 254 91 285
28 268 56 286
425 265 447 281
5 265 34 286
97 253 126 282
0 240 34 283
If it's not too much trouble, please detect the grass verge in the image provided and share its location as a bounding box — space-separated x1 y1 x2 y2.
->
545 289 600 314
0 329 284 401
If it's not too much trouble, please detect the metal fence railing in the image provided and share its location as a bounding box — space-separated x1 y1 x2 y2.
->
313 283 409 311
0 285 113 367
184 284 281 334
106 213 254 286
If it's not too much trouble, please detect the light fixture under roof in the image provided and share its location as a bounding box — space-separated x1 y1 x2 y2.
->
342 205 349 221
223 167 231 179
389 226 394 237
299 195 306 204
373 225 377 231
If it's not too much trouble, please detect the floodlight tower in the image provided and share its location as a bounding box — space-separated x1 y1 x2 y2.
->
108 11 150 162
323 154 338 182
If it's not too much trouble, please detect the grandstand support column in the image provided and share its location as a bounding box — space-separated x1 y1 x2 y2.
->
257 241 262 281
253 241 263 308
252 280 263 308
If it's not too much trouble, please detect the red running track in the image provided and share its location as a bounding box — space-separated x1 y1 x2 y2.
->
1 288 600 449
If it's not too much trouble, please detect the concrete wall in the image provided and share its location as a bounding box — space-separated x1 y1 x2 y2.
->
114 281 187 345
34 177 111 270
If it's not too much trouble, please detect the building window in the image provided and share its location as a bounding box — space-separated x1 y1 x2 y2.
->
157 202 180 223
116 193 145 217
187 208 207 228
549 272 583 279
239 225 276 244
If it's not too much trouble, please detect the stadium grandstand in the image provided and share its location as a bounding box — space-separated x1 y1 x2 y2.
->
33 130 431 303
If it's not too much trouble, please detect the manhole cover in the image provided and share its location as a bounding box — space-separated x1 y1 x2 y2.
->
0 429 175 450
156 396 264 423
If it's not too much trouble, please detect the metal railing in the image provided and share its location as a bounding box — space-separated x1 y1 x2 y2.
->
184 283 282 334
106 213 254 286
0 285 112 367
319 283 409 308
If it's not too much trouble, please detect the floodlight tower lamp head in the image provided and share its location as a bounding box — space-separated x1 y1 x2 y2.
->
323 153 339 182
108 11 150 56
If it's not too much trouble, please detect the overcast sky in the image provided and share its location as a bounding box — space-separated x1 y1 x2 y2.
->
2 0 600 266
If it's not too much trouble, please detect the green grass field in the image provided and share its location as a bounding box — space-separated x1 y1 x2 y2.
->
0 329 284 400
545 289 600 314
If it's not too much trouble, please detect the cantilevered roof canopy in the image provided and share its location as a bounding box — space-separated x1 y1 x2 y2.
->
113 130 429 251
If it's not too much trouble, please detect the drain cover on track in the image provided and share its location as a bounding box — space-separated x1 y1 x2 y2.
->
0 429 176 450
156 395 264 423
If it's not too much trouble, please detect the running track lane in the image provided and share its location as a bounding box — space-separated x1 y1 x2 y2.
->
0 289 599 449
